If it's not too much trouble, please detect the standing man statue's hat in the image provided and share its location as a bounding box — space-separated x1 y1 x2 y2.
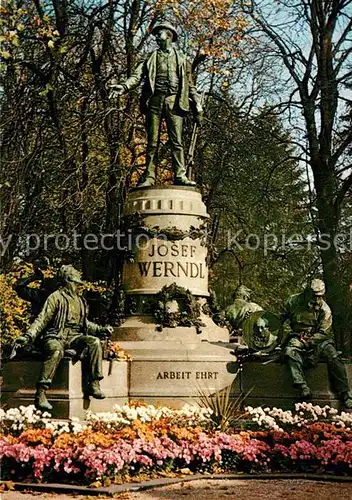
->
151 22 178 41
110 21 203 187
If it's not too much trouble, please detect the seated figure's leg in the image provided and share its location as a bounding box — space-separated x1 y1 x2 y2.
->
284 338 312 399
69 335 105 399
36 338 64 411
38 339 64 388
320 342 352 408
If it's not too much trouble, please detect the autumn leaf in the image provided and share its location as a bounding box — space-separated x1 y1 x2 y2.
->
1 50 11 59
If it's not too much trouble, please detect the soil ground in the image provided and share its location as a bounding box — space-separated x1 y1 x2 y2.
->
1 479 352 500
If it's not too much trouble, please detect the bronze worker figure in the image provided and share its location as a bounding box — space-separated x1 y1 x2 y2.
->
110 22 203 187
15 265 113 412
225 285 263 332
282 278 352 409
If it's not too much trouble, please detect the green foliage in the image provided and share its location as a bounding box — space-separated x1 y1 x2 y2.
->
0 265 32 355
197 101 316 313
196 383 247 432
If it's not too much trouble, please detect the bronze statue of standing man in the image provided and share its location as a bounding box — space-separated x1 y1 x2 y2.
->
110 22 203 187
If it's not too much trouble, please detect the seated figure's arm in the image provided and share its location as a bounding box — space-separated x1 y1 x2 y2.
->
86 320 103 335
86 320 113 338
21 294 58 343
316 303 333 334
81 297 112 338
14 274 42 303
277 299 292 348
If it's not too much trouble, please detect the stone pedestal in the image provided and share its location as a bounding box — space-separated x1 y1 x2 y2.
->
123 186 210 296
122 340 239 408
2 359 128 419
115 185 233 406
232 360 352 410
4 358 351 417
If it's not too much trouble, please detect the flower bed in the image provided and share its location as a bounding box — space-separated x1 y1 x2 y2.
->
0 403 351 484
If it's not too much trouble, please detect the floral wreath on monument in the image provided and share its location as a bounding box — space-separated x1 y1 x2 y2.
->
154 283 204 332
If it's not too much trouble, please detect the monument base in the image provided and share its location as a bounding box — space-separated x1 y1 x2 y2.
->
3 357 352 417
118 340 238 409
110 317 234 408
1 359 128 419
1 342 237 416
233 360 352 410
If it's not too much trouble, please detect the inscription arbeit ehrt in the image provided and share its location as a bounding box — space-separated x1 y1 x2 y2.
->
156 371 219 380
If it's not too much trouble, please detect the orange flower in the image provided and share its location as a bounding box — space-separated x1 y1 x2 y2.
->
54 430 116 449
18 428 54 447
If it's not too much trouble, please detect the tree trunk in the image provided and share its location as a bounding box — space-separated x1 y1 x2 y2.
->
313 157 349 351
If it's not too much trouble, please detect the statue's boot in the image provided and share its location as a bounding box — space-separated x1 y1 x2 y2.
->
138 177 155 188
297 383 312 400
341 391 352 410
174 175 196 187
35 387 53 412
137 164 156 188
84 380 106 399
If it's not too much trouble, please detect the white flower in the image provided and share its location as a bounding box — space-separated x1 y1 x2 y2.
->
329 408 338 415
